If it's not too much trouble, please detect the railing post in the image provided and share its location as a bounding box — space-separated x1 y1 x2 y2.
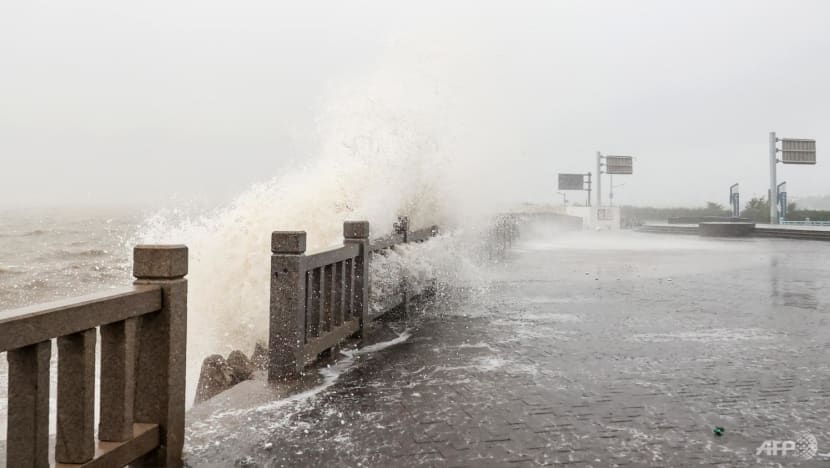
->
6 341 51 468
268 231 307 382
99 317 138 442
132 245 188 468
56 328 96 463
344 221 370 339
394 217 410 319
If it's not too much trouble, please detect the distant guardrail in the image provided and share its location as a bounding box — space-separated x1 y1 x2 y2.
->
668 216 752 224
639 222 830 241
781 220 830 226
0 245 188 468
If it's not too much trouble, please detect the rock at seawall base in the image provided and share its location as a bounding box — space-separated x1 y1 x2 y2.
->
227 350 253 384
195 349 260 405
195 354 234 404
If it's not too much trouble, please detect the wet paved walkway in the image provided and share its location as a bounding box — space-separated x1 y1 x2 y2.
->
185 232 830 467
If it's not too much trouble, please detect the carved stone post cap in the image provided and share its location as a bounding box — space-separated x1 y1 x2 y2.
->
343 221 370 239
133 245 188 279
272 231 307 254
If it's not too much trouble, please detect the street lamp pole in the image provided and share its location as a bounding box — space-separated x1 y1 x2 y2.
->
596 151 603 207
610 174 614 207
769 132 779 224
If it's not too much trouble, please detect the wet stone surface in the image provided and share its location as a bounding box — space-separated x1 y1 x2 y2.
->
185 232 830 467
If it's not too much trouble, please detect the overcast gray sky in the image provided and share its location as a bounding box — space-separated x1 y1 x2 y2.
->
2 0 830 209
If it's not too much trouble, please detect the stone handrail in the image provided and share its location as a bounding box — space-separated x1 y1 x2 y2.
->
407 225 439 243
369 232 406 252
488 214 520 258
268 222 370 381
369 221 439 318
268 219 439 382
1 245 188 468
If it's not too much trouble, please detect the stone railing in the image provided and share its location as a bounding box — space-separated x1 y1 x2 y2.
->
488 214 520 258
369 216 438 319
268 221 370 382
268 219 438 382
0 245 187 468
369 216 438 254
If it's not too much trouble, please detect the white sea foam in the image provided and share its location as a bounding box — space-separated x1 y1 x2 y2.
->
629 328 776 343
185 330 412 455
132 42 508 405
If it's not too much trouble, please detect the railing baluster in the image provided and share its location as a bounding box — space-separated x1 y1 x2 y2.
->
300 270 314 345
319 266 327 334
310 267 321 337
99 317 137 441
334 261 344 326
56 328 96 464
6 340 51 468
323 263 333 332
344 258 354 320
304 270 312 342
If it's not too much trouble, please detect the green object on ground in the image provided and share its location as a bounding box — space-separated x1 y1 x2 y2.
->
713 426 725 436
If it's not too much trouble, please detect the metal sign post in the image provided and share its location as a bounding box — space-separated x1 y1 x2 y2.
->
777 181 787 221
729 183 740 217
769 132 816 224
769 132 778 224
596 152 603 207
610 174 613 207
586 172 592 207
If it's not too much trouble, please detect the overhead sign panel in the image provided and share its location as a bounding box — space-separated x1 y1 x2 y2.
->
605 155 633 174
558 173 585 190
781 138 816 164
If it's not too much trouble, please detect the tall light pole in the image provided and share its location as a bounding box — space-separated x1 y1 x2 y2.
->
596 151 603 207
610 177 625 207
769 132 778 224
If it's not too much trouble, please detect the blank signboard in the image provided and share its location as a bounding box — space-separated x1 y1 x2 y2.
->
781 139 816 164
605 156 633 174
558 173 585 190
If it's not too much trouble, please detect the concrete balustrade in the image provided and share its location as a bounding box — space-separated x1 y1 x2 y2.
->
268 222 369 382
1 244 188 468
268 219 444 382
487 214 521 259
